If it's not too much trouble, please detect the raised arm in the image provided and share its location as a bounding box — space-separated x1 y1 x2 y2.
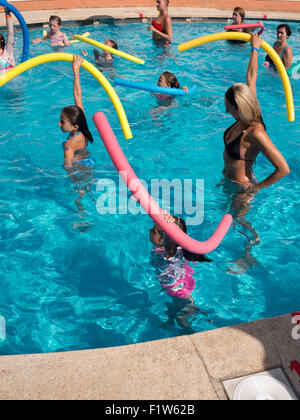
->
4 8 14 56
72 54 84 112
246 33 262 98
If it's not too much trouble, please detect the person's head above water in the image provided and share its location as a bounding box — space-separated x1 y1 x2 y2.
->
59 105 94 143
276 24 292 43
49 15 63 33
0 33 5 51
158 71 180 89
156 0 169 13
225 84 264 127
232 7 245 24
150 215 212 262
105 39 118 50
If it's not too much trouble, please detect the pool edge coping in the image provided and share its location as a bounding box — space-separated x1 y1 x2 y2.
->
0 312 299 400
1 7 300 29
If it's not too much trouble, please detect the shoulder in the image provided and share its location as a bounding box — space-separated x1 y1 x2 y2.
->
251 123 266 138
165 15 172 24
66 132 85 145
247 123 267 143
250 124 275 151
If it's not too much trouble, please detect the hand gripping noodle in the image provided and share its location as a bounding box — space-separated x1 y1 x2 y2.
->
72 35 145 65
0 53 132 140
92 112 233 254
178 32 295 122
0 0 29 62
224 22 265 35
114 77 198 96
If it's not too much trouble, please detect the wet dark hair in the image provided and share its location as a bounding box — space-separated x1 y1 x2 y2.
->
62 105 94 144
162 71 180 89
0 34 5 49
277 24 292 37
49 15 62 26
109 39 118 50
165 216 212 263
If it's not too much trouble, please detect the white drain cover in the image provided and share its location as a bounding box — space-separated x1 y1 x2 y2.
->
233 375 296 400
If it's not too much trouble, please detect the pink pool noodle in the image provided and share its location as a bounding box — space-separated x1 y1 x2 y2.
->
224 22 265 35
92 112 233 254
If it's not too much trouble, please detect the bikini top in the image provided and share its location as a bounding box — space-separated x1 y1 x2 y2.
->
224 121 253 161
152 18 164 33
265 43 289 68
50 32 64 46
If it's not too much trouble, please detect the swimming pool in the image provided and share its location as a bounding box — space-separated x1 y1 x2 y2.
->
0 20 299 355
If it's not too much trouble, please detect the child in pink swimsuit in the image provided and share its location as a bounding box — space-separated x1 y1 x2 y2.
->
150 214 211 330
33 15 70 47
0 7 15 73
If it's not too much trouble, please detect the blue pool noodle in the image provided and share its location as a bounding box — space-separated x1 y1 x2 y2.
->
0 0 29 62
287 61 300 77
114 77 198 96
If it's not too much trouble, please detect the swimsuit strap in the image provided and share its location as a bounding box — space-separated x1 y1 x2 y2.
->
275 42 289 58
280 45 289 58
68 131 81 140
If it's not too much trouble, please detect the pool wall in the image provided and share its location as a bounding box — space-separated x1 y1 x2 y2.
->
3 0 300 14
1 5 300 30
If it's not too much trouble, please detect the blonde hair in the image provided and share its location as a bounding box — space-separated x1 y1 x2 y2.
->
233 83 264 126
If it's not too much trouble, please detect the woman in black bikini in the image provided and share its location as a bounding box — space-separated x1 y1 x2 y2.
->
222 33 290 272
223 33 289 192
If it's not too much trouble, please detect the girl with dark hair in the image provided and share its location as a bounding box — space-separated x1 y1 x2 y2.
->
0 6 15 73
150 214 211 262
150 214 210 331
153 71 189 105
82 39 118 65
59 55 94 170
157 71 188 93
264 24 293 70
148 0 172 44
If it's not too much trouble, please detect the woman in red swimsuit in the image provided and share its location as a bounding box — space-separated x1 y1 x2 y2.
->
148 0 172 44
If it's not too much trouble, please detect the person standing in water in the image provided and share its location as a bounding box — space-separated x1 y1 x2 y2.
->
0 5 15 73
148 0 173 44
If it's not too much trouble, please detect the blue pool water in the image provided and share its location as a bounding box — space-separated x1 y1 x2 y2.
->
0 20 299 355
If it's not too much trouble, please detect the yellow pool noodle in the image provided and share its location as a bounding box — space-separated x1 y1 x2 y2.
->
0 53 132 140
178 32 295 122
72 34 145 65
